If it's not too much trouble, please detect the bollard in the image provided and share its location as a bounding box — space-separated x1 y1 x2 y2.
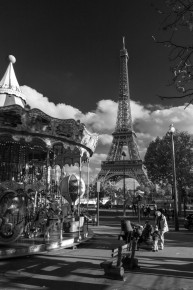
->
100 245 125 280
116 246 122 267
122 237 140 270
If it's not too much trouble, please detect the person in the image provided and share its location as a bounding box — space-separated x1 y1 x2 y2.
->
133 224 143 250
153 204 157 217
152 225 160 252
142 220 153 243
143 206 147 218
146 206 151 218
132 203 137 216
123 219 133 246
154 210 169 250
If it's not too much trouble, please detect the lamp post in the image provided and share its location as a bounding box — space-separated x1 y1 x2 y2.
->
122 151 126 216
96 181 100 226
168 124 179 231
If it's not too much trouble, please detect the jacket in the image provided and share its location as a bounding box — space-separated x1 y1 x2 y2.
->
155 214 169 233
152 230 160 241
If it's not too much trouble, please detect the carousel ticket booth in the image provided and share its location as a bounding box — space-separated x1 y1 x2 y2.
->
0 56 98 245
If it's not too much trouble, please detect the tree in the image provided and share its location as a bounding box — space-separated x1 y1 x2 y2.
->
89 182 105 200
152 0 193 105
144 130 193 192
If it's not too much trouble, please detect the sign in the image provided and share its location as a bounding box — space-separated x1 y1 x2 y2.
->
97 181 101 193
165 195 172 200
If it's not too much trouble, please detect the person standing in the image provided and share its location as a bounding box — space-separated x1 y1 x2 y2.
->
152 225 160 251
120 219 133 249
146 206 151 218
153 204 157 217
154 210 169 250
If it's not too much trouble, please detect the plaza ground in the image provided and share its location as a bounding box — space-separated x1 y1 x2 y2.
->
0 212 192 290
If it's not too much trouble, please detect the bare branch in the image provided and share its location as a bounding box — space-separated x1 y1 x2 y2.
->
154 0 193 107
157 91 193 99
184 98 193 108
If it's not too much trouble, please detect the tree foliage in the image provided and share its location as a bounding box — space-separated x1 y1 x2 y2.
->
152 0 193 105
144 130 193 190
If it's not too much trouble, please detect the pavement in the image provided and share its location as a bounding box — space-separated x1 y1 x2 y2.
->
0 215 192 290
89 224 193 290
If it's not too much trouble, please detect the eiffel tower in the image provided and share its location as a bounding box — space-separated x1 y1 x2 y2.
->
97 37 149 185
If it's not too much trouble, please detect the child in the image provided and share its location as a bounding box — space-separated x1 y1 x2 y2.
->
152 225 160 252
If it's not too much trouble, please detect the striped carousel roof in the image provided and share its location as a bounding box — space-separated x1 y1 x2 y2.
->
0 55 26 108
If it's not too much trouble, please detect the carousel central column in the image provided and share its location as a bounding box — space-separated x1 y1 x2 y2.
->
45 139 52 202
60 164 64 243
46 147 50 203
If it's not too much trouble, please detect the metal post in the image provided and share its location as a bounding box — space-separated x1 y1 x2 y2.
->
46 148 50 206
60 166 63 243
123 165 126 217
96 181 100 226
97 191 99 226
87 160 89 211
78 157 82 241
122 151 126 216
170 127 179 231
183 195 186 218
138 203 141 224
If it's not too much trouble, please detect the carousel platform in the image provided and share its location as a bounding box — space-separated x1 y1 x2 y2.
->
0 226 93 260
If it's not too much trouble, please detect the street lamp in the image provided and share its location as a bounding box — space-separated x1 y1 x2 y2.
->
122 151 126 216
168 124 179 231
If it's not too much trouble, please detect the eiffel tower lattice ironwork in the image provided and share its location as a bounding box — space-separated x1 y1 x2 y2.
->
97 37 149 185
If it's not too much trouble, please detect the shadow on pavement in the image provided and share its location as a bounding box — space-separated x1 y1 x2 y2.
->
0 254 117 290
135 255 193 279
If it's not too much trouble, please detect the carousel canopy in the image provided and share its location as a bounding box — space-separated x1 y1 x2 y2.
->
0 55 26 108
0 55 98 161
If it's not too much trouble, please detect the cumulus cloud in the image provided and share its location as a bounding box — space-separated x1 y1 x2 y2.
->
98 134 113 145
21 85 193 180
81 99 118 133
21 85 83 120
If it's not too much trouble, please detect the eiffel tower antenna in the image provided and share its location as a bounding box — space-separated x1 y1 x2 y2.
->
123 36 125 49
97 38 149 185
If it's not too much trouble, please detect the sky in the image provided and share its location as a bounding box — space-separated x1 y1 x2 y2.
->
0 0 193 184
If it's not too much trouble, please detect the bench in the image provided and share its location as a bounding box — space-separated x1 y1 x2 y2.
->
100 243 131 280
100 238 140 279
111 243 128 257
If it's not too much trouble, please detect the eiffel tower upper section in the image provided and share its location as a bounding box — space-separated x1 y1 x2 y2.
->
97 37 149 185
107 37 140 162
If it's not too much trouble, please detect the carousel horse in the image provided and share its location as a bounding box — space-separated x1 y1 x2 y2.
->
0 187 26 243
0 186 61 243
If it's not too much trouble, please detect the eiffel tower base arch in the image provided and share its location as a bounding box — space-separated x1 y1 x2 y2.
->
97 160 150 186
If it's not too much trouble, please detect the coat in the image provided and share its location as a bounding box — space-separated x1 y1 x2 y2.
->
152 230 160 241
122 220 133 233
155 214 169 233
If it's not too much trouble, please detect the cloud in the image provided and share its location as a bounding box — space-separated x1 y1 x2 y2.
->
81 99 118 133
21 85 82 120
21 85 193 180
98 134 113 145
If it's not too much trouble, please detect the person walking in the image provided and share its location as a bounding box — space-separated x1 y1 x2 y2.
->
154 210 169 250
152 225 160 252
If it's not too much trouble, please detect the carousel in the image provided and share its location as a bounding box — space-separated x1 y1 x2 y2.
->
0 55 98 244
